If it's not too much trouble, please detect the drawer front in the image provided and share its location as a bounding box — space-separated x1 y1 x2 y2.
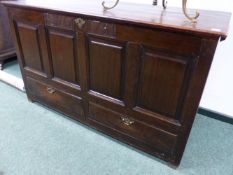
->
117 25 202 56
46 13 75 30
88 102 177 154
75 18 116 38
86 20 116 38
45 14 116 38
26 77 84 119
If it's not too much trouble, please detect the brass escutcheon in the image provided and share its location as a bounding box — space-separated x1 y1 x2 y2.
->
75 18 86 29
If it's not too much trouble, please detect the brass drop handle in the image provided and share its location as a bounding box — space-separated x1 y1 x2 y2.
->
75 18 86 29
47 87 56 94
121 116 134 126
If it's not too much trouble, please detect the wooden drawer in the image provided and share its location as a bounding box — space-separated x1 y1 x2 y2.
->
117 25 202 56
46 13 75 30
88 102 177 154
45 13 116 38
26 77 84 120
86 20 116 38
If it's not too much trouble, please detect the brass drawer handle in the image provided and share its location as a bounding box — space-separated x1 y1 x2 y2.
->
121 116 134 126
75 18 86 29
47 87 56 94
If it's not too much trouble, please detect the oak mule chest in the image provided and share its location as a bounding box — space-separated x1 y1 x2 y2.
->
2 0 231 166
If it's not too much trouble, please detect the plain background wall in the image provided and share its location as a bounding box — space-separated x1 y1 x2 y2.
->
120 0 233 117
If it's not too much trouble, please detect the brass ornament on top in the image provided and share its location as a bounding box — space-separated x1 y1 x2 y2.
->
102 0 200 23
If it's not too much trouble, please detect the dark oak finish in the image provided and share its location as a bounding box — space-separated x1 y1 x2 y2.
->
3 0 231 166
0 0 15 70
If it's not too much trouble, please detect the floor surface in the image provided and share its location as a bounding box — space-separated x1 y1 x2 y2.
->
3 60 22 79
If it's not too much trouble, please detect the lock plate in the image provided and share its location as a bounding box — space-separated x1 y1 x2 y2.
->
75 18 86 29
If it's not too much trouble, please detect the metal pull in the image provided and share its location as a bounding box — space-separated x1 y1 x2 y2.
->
47 87 56 94
121 116 134 126
75 18 86 29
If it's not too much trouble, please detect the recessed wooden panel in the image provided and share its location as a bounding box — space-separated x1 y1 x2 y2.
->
48 29 79 84
17 23 43 72
137 48 189 118
88 37 126 100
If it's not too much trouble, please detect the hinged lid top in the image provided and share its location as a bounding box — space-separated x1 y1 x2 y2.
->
2 0 231 40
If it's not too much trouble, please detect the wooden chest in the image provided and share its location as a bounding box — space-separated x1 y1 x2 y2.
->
0 0 15 69
2 0 231 166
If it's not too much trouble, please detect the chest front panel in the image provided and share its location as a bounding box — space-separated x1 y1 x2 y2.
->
7 7 218 166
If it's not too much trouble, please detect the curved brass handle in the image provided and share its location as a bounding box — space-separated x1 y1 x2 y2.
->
47 87 56 94
121 116 134 126
102 0 120 10
182 0 200 22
